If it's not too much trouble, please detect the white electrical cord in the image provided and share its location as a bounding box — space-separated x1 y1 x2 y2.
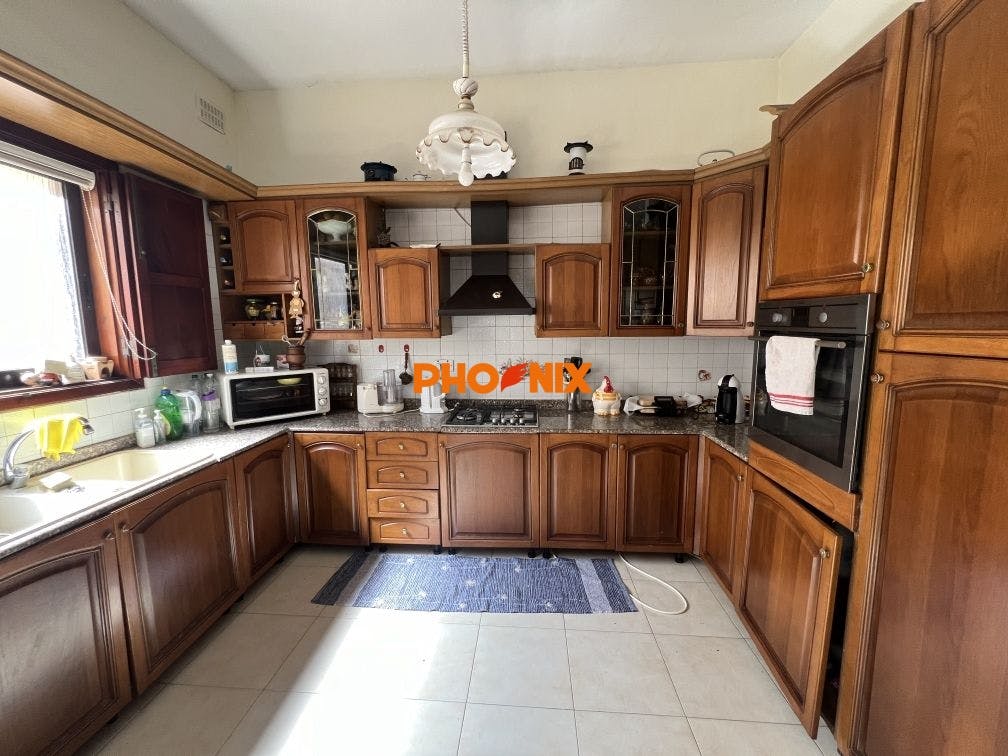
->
618 554 689 615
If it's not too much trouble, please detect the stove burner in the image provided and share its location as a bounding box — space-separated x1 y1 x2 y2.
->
455 408 480 422
444 404 539 428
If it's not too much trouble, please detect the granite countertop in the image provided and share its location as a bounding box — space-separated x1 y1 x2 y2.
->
0 409 749 562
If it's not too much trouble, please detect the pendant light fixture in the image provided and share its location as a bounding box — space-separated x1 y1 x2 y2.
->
416 0 516 186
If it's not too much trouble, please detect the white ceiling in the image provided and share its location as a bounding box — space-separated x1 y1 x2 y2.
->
123 0 831 91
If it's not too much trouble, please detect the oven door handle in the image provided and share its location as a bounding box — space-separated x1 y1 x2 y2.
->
751 336 847 349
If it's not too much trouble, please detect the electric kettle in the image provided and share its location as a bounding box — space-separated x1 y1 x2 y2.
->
715 374 746 424
420 382 447 414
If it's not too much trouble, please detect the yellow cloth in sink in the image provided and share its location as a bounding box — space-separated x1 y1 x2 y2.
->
35 415 86 461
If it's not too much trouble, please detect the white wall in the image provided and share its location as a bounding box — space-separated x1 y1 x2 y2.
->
777 0 917 103
0 0 236 169
234 59 779 185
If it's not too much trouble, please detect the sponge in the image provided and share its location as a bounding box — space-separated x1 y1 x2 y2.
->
39 471 75 491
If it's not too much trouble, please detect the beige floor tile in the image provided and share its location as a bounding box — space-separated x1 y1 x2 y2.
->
693 560 722 585
241 563 339 616
620 553 706 583
567 630 683 715
170 612 313 689
636 580 741 637
267 614 478 702
480 611 565 628
219 691 464 755
746 637 774 676
708 580 751 639
282 544 356 567
656 636 798 724
688 718 820 755
575 711 700 756
459 704 578 756
467 625 572 709
815 718 839 756
79 683 166 755
563 608 651 632
99 684 258 756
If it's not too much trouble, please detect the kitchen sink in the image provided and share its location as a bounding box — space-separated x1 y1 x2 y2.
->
0 448 214 543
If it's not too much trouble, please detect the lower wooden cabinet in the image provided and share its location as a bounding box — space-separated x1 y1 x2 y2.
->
369 518 440 545
234 435 296 584
294 432 368 545
440 434 540 548
736 470 840 737
0 515 131 755
616 434 698 552
539 433 618 549
114 462 243 692
695 437 747 596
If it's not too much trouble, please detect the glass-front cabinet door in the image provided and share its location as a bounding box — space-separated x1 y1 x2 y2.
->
610 185 691 336
297 198 371 339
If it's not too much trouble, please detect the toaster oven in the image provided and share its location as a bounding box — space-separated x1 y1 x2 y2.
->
218 368 330 428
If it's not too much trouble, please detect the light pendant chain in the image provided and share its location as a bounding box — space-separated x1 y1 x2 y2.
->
461 0 470 79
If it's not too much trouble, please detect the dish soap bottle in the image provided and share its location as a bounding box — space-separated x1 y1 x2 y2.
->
155 388 183 440
133 408 156 449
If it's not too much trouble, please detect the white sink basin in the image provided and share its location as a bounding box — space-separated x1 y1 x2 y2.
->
0 448 214 542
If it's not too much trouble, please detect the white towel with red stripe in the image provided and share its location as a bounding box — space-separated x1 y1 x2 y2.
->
765 336 819 415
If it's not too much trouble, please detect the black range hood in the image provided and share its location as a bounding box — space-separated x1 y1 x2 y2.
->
438 201 534 316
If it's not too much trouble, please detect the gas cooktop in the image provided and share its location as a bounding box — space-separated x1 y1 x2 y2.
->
443 404 539 427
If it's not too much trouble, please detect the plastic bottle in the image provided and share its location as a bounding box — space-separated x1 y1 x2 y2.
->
133 408 156 449
222 339 238 374
151 410 168 445
155 388 183 440
200 372 221 433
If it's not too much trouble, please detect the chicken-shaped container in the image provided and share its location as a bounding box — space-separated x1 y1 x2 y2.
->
591 375 621 416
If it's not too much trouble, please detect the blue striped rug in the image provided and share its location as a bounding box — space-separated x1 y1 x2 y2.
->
311 551 637 614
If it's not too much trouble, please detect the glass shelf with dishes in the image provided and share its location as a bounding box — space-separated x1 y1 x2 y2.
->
305 207 366 333
616 197 682 330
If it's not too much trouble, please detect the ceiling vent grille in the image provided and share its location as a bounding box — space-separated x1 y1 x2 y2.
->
198 96 226 135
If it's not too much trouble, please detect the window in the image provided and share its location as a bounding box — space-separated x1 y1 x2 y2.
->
0 162 97 373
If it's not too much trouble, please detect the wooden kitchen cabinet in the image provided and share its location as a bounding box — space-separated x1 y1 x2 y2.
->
687 164 765 335
124 172 217 376
535 244 611 337
370 247 446 337
228 199 301 293
609 185 692 336
736 470 840 737
759 12 910 301
695 438 747 597
876 0 1008 360
233 435 296 584
297 197 373 339
0 515 131 755
616 434 697 552
114 462 242 692
837 351 1008 755
294 432 368 545
539 434 618 550
439 434 539 548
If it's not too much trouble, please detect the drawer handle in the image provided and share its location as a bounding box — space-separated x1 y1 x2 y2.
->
399 500 406 509
402 528 409 537
819 547 830 559
398 471 406 479
397 442 405 450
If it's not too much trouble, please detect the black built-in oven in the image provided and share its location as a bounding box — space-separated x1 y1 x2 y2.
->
749 294 876 492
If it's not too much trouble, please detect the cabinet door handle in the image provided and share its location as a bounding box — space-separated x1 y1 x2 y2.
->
819 547 830 559
397 442 405 450
745 321 755 328
401 528 409 537
399 500 406 509
736 474 743 482
870 373 885 384
118 522 131 533
876 319 891 331
861 262 874 274
103 529 114 541
356 442 363 449
398 471 406 479
677 322 685 329
611 443 617 450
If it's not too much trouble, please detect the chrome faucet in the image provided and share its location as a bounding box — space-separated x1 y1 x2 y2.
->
2 417 94 487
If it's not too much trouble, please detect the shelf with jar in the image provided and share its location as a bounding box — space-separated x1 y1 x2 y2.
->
219 294 295 341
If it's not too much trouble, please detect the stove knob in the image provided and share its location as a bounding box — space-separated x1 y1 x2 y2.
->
771 312 784 324
517 418 525 425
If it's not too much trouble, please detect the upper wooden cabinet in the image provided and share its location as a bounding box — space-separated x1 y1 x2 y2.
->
760 13 911 301
688 165 765 335
539 434 618 550
535 244 611 337
0 514 131 756
837 350 1008 755
876 0 1008 359
125 172 216 376
736 470 841 737
293 432 368 545
616 434 697 552
229 199 301 293
609 185 692 336
439 434 540 548
695 438 747 597
370 247 445 338
114 462 242 692
233 435 296 584
296 197 372 339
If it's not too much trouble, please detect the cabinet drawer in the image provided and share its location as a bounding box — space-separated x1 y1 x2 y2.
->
369 518 440 545
366 461 439 489
367 489 438 518
366 432 438 460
